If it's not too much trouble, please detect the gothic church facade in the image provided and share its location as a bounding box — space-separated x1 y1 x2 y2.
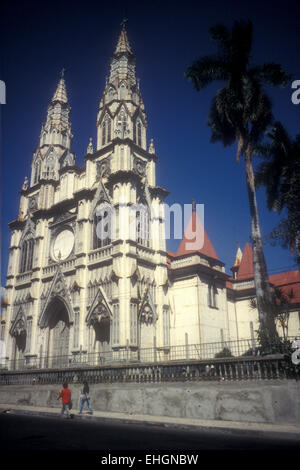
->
1 26 300 369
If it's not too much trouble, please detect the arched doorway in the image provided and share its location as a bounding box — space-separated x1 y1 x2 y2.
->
89 306 111 363
13 325 27 370
45 297 70 368
139 303 156 362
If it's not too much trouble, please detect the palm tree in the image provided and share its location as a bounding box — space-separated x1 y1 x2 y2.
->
255 122 300 268
185 20 291 338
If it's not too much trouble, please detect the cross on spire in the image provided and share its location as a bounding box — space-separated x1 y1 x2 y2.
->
61 67 66 78
121 18 128 29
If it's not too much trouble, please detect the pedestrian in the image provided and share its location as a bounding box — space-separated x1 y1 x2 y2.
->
57 382 72 418
79 381 93 414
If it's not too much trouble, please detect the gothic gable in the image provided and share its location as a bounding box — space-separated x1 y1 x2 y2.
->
9 307 27 337
19 216 35 245
86 285 112 326
38 266 74 327
89 178 112 221
60 149 75 168
138 286 157 325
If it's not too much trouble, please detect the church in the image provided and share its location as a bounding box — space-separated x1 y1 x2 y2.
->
1 25 300 369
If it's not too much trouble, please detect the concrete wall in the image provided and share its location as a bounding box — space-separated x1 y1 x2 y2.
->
1 380 299 425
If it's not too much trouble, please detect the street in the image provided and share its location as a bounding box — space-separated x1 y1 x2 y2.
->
0 413 299 465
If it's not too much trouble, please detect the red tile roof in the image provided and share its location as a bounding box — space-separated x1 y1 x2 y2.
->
270 270 300 304
176 210 219 260
236 242 254 280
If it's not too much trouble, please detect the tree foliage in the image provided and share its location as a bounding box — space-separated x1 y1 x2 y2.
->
185 20 292 337
255 122 300 267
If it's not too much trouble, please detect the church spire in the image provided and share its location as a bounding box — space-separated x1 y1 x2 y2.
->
52 68 68 104
114 20 133 56
30 71 75 187
96 23 148 152
39 71 73 152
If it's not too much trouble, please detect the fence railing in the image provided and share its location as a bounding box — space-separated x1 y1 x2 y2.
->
1 336 298 373
0 354 296 386
0 337 298 385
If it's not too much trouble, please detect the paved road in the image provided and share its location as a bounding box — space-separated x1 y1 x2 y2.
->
0 413 299 464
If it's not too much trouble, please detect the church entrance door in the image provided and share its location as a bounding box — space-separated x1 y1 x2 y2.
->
94 318 111 363
46 297 70 368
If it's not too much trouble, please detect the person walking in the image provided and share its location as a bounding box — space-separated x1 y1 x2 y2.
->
57 382 72 418
79 381 93 414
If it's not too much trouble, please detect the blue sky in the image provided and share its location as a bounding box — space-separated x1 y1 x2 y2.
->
1 0 300 288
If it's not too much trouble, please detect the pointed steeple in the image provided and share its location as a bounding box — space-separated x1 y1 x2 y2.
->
30 71 75 187
96 23 148 152
236 243 254 280
177 208 219 260
114 21 133 56
52 69 68 104
38 71 73 152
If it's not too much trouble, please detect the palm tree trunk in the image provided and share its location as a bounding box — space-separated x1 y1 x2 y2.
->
244 144 278 338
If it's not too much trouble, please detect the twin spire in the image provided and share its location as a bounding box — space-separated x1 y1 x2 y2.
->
52 69 68 104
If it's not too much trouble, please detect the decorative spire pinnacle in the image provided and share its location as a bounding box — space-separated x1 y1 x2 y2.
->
87 137 94 154
114 22 133 56
149 138 155 154
52 71 68 104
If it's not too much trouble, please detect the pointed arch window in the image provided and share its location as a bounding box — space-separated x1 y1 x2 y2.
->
44 155 55 179
120 83 126 100
93 204 113 249
102 116 112 146
208 283 218 309
136 205 150 247
20 238 34 273
134 120 142 146
33 159 41 185
137 121 142 147
117 109 127 138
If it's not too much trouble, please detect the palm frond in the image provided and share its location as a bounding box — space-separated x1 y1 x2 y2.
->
251 63 293 87
185 55 229 90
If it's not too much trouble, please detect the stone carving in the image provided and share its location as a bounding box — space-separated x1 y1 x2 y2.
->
13 318 26 337
87 137 94 154
28 194 38 211
133 157 146 176
148 138 155 154
97 158 111 178
140 303 154 325
22 176 29 191
90 302 110 325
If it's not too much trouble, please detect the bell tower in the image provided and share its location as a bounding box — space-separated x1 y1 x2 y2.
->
96 22 148 154
30 70 75 187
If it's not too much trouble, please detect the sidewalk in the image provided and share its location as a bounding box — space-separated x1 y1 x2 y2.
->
1 403 300 440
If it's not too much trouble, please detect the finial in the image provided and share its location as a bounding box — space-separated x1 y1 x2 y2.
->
121 18 128 30
192 199 196 212
149 138 155 154
87 137 94 154
22 176 29 191
61 67 66 78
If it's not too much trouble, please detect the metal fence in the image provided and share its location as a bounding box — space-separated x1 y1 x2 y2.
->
0 337 299 385
0 354 296 386
1 336 298 372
